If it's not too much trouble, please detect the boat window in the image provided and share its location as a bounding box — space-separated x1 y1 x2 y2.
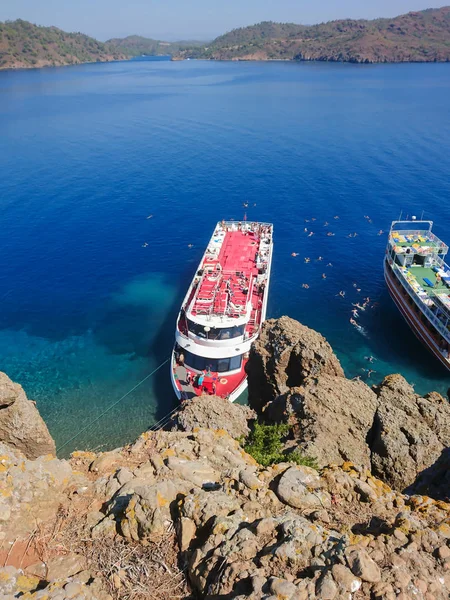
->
184 350 243 373
229 355 242 371
210 325 245 340
187 319 244 340
187 319 207 338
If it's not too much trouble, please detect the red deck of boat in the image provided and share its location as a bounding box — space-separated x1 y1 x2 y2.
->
173 360 248 400
191 230 260 319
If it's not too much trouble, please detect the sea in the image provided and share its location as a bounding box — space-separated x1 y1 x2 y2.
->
1 57 449 456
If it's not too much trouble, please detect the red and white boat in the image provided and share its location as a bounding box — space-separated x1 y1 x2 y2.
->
171 220 273 402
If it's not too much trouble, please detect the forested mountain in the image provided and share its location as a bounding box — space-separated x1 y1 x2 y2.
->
0 20 125 70
107 35 205 57
177 7 450 63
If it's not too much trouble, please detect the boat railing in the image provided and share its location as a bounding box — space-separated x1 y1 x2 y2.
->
433 255 450 273
390 229 448 249
391 263 450 342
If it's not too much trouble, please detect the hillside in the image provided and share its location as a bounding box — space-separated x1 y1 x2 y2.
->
107 34 205 57
0 19 126 70
178 6 450 63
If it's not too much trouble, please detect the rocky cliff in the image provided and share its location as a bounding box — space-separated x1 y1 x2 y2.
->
248 316 450 497
1 316 450 599
0 371 55 459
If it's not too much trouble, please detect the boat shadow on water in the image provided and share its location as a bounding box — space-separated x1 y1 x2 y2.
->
150 293 184 425
91 271 186 426
371 289 450 384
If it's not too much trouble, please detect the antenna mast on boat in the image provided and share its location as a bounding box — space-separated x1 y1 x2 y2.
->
421 210 424 220
398 210 403 221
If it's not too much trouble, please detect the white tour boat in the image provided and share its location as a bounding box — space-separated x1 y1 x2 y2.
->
171 220 274 401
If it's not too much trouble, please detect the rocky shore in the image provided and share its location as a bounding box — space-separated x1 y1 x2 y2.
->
1 317 449 599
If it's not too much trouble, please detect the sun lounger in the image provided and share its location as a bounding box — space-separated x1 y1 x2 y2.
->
423 277 434 287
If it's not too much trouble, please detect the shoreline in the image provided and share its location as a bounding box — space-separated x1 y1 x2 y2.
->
2 56 450 72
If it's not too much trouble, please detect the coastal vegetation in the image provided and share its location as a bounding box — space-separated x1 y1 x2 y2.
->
0 19 125 70
243 421 318 468
178 6 450 63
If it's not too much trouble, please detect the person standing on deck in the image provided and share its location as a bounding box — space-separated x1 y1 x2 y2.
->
197 372 205 389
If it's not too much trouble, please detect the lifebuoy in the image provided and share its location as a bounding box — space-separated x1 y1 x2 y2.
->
220 378 228 385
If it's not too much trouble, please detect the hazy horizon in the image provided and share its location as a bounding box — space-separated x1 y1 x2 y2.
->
0 1 448 41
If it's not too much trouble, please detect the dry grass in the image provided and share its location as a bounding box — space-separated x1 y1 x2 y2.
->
28 499 191 600
85 536 189 600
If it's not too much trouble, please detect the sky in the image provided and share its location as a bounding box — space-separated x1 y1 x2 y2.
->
0 0 448 41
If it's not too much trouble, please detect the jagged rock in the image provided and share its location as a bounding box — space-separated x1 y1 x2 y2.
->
411 447 450 501
247 316 344 411
112 478 192 540
0 443 73 544
370 374 450 491
0 372 55 459
25 553 86 580
178 516 196 551
0 565 110 599
172 394 255 438
181 488 241 527
266 375 378 468
345 547 382 582
165 456 219 487
276 465 331 509
89 450 122 473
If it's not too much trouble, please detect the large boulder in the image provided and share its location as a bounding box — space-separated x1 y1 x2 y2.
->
370 374 450 491
0 372 55 459
172 394 255 439
0 442 74 545
264 375 378 468
247 316 344 412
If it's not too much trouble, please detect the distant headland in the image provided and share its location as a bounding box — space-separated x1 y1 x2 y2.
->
1 6 450 71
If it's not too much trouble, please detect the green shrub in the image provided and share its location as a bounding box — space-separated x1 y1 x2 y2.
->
243 422 317 469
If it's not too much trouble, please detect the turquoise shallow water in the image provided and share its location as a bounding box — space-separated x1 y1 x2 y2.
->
0 58 449 455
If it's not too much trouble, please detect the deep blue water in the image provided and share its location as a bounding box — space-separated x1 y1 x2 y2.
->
1 58 450 455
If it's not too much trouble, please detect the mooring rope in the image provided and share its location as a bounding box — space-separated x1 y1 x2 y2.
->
56 357 171 453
